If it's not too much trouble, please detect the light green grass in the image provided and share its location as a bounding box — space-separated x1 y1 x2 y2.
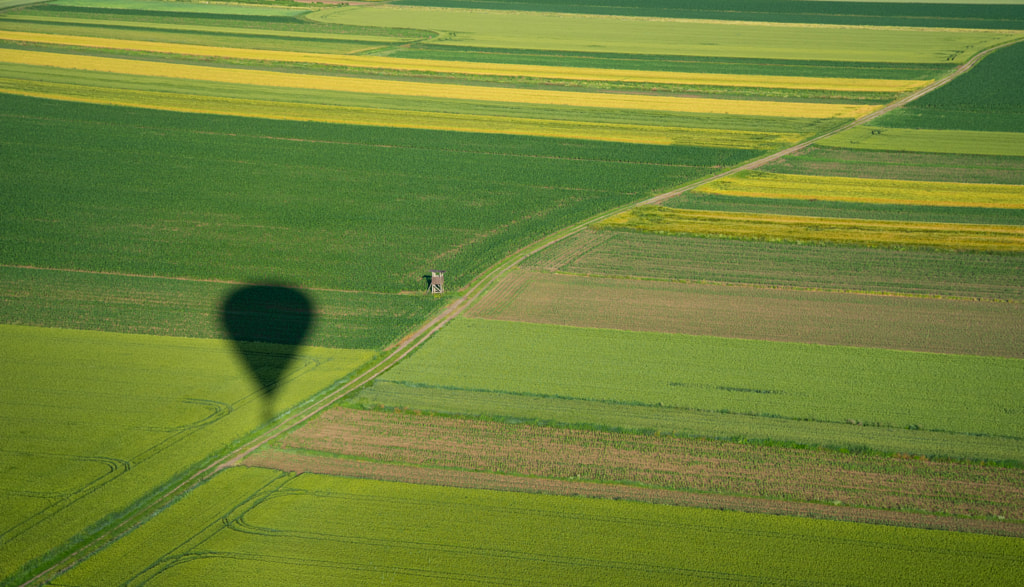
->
54 468 1024 586
48 0 310 17
0 325 371 583
314 5 1020 63
819 126 1024 156
0 14 424 44
375 318 1024 452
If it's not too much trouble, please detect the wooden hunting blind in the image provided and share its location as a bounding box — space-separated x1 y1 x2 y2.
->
430 270 445 294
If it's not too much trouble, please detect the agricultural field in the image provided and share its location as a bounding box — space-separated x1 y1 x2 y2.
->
249 407 1024 533
51 467 1024 586
0 325 372 583
4 0 1024 584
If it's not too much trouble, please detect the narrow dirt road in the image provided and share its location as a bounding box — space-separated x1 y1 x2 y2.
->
24 37 1021 587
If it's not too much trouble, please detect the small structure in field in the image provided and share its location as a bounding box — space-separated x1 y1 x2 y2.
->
430 270 445 294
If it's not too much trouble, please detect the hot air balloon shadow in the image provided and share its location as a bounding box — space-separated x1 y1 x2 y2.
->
220 284 315 424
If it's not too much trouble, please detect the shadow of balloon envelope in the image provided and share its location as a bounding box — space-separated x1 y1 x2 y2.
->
220 284 316 423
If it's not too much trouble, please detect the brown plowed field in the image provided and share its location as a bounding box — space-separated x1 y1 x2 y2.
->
245 407 1024 536
468 269 1024 357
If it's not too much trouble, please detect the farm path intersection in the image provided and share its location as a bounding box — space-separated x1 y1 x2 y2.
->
21 35 1024 587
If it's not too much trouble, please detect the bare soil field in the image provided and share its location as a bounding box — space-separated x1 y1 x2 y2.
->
245 407 1024 536
468 269 1024 357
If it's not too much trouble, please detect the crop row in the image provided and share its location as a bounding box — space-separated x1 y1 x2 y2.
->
0 29 931 94
0 75 809 148
695 171 1024 209
55 468 1024 586
394 0 1024 30
596 206 1024 252
0 60 837 136
0 48 884 119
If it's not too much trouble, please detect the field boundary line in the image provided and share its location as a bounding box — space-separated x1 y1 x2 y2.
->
21 37 1023 587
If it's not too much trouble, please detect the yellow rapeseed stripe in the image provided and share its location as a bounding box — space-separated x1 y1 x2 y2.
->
595 207 1024 252
699 172 1024 209
0 78 801 148
0 30 928 93
0 49 878 118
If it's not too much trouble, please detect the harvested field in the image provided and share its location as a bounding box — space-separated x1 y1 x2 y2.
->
248 407 1024 535
765 146 1024 185
467 269 1024 357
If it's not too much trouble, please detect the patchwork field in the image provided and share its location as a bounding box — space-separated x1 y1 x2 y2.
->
5 0 1024 583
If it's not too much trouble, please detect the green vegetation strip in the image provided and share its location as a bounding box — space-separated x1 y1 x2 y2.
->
819 127 1024 157
394 0 1024 30
0 325 371 583
390 44 949 80
375 318 1024 453
764 146 1024 185
316 5 1019 63
667 192 1024 226
53 469 1024 586
596 206 1024 252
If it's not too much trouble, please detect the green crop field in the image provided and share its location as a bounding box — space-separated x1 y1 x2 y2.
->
53 467 1024 586
879 40 1024 133
394 0 1024 30
764 146 1024 184
317 5 1019 63
1 93 739 295
0 325 371 582
372 318 1024 455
